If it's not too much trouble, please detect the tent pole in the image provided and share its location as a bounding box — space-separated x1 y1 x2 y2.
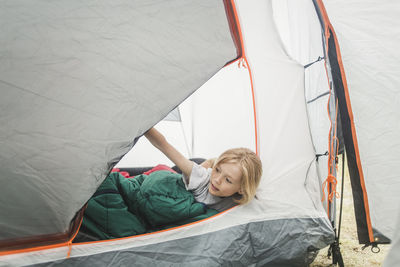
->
337 151 345 240
328 151 345 266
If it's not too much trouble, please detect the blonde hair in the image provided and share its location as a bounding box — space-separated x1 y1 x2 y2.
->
212 148 262 205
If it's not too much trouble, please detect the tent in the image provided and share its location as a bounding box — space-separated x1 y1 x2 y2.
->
0 0 399 266
383 209 400 267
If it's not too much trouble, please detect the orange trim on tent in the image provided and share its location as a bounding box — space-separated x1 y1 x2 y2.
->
318 27 334 217
0 234 67 255
315 0 374 243
0 205 86 256
323 71 334 217
0 197 239 257
317 9 336 219
325 94 340 218
67 205 86 258
223 0 242 60
0 202 238 256
244 57 259 155
71 205 237 247
228 0 259 155
0 241 68 257
222 0 258 155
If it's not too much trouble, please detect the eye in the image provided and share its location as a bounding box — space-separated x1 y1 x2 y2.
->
226 177 232 184
216 167 221 173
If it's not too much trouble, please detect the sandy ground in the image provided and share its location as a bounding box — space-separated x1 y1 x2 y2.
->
310 161 390 267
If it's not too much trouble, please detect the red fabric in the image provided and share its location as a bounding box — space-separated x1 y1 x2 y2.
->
111 168 131 178
143 164 177 175
119 172 131 178
111 165 176 179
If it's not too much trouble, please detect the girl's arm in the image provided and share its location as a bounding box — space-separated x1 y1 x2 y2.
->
201 158 216 169
144 127 193 178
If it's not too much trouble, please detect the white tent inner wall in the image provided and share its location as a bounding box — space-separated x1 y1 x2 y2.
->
119 0 333 219
120 0 334 192
272 0 334 212
116 63 256 167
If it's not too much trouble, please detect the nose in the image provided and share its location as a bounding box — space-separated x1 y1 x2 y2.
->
215 174 223 185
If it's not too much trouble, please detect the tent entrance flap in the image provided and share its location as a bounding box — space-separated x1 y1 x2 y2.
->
0 0 239 254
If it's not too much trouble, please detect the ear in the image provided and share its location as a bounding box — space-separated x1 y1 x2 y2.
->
238 188 244 195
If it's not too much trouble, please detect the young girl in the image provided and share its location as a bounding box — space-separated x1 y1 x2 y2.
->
144 127 262 211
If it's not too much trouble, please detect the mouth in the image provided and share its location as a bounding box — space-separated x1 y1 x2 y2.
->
210 183 219 191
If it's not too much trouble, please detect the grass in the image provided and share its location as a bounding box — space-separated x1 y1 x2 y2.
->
310 160 389 266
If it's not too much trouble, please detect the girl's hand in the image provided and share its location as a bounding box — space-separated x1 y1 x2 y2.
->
144 127 193 178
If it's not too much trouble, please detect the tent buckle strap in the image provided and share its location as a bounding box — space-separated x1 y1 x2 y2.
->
304 56 325 68
362 243 381 253
316 151 329 162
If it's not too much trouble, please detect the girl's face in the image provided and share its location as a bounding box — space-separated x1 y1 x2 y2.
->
209 162 242 197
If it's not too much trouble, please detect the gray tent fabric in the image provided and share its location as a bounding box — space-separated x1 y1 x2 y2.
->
0 0 237 242
33 218 334 267
383 208 400 267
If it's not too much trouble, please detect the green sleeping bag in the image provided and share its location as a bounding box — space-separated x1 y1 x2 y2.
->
80 171 218 240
